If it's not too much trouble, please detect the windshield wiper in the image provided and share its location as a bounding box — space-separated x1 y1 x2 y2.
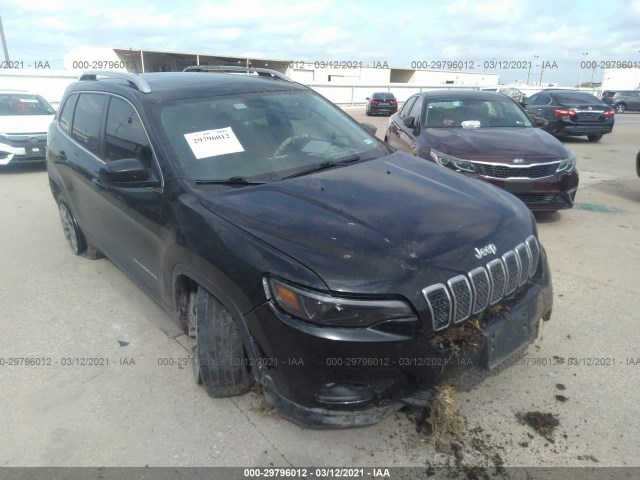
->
194 176 264 185
281 156 361 180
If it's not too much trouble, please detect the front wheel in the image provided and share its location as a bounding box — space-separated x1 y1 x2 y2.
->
191 287 254 397
614 104 626 114
587 134 603 142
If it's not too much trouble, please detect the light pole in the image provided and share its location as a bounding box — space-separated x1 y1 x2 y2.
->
578 52 588 88
526 55 538 85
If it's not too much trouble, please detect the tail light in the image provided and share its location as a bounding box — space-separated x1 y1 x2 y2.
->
390 100 397 105
370 100 379 105
553 108 576 117
602 109 615 118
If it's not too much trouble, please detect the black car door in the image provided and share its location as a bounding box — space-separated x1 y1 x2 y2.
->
91 95 164 299
386 95 421 154
525 93 554 120
59 92 163 299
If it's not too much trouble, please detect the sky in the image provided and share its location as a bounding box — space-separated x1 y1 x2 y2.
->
1 0 640 86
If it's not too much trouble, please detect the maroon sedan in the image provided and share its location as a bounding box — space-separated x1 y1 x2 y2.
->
385 90 579 211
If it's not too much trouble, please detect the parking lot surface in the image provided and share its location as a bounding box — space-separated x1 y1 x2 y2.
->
0 110 639 470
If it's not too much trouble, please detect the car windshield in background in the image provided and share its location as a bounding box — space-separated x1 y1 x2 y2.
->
553 92 601 104
157 91 388 182
0 94 55 116
423 98 534 128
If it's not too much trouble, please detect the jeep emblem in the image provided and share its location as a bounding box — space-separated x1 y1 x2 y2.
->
474 244 497 259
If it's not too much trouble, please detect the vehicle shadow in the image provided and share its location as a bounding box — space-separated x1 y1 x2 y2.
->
533 211 562 224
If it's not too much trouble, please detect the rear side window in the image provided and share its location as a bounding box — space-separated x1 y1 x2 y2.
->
400 96 417 118
72 94 107 156
105 96 153 166
58 94 78 135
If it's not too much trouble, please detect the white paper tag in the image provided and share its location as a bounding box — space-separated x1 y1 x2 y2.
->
184 127 245 159
461 120 481 129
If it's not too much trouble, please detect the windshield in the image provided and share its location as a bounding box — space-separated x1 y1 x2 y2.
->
423 98 534 128
0 93 55 116
157 90 389 182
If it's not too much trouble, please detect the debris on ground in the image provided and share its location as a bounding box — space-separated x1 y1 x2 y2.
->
249 385 278 418
578 454 600 463
555 395 568 402
516 411 560 442
556 383 566 390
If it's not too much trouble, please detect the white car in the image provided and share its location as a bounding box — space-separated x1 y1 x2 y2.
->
0 90 55 166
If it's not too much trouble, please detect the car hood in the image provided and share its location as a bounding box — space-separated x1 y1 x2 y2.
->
0 115 54 134
198 152 535 294
425 127 568 162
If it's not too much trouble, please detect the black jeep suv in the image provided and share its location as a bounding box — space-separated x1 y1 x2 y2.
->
47 70 553 428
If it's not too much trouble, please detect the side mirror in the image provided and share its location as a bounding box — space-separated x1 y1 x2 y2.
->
99 158 153 186
403 116 415 128
366 97 370 100
533 116 548 127
360 122 377 136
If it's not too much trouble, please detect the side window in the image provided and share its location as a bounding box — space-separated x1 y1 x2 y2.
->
538 94 552 105
105 96 153 166
407 97 423 124
525 94 538 105
400 96 417 118
72 93 107 156
58 94 78 135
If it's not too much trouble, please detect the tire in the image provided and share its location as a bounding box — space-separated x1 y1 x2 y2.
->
614 103 626 114
587 134 603 142
56 197 87 255
192 286 253 397
365 107 371 116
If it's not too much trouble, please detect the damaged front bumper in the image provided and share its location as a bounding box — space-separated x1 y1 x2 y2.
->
245 250 553 428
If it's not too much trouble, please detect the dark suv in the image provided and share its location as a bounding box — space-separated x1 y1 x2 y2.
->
47 70 553 428
601 90 640 113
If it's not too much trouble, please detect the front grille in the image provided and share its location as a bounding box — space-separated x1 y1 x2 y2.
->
515 193 558 204
502 251 520 296
0 134 47 146
422 284 451 331
448 275 472 324
475 162 558 179
422 236 540 332
487 258 507 304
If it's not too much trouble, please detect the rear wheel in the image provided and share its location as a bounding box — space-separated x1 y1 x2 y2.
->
587 134 603 142
57 199 86 255
614 103 626 114
191 286 253 397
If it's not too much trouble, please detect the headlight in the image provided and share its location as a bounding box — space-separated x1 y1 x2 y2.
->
429 149 476 173
556 150 577 173
264 277 417 327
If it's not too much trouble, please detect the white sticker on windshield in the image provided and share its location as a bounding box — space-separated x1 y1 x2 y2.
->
363 139 374 144
184 127 245 159
461 120 481 129
19 99 39 103
233 103 247 109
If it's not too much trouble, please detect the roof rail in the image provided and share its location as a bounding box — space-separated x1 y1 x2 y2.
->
78 70 152 93
183 65 291 82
